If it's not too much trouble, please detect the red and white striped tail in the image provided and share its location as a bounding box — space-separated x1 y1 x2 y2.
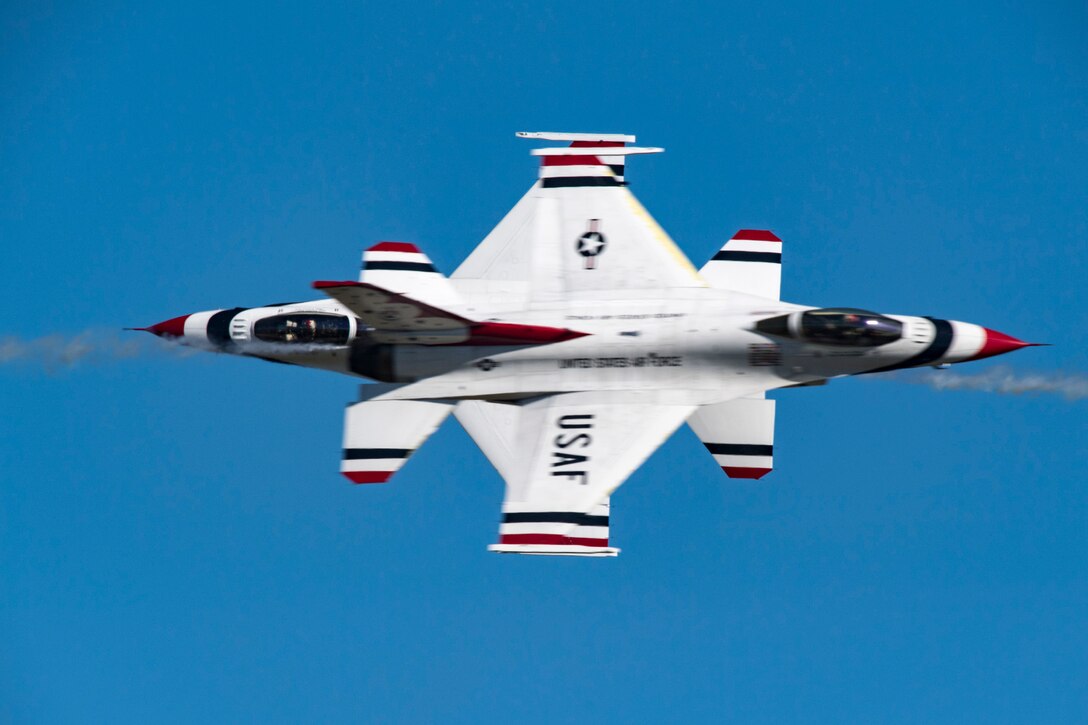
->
688 397 776 480
488 500 618 556
518 131 662 187
359 241 460 307
340 398 453 484
700 229 783 300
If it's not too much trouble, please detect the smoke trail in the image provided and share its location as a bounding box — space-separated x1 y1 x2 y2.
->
0 330 193 371
893 365 1088 401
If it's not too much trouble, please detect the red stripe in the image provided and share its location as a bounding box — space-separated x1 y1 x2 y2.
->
343 471 392 484
731 229 781 242
499 534 609 547
542 154 603 166
468 322 588 345
369 241 420 253
723 466 772 480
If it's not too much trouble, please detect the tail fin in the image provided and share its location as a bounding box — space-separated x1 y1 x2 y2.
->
688 397 776 480
360 241 460 307
700 229 783 300
341 397 453 483
517 131 638 184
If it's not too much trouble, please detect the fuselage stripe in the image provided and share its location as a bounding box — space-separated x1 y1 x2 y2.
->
864 317 954 374
206 307 248 349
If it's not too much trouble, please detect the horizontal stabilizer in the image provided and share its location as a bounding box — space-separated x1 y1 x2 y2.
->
360 241 460 307
341 398 453 483
700 229 783 300
688 397 776 479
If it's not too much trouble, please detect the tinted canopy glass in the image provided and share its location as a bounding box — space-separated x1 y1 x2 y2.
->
800 308 902 347
253 314 350 345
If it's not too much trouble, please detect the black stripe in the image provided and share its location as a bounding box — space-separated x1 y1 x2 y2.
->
363 261 437 273
503 512 609 527
607 164 625 177
342 448 412 460
712 251 782 264
206 307 248 349
863 317 954 374
705 443 774 456
541 176 622 188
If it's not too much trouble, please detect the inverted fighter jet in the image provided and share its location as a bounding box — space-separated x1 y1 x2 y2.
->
138 131 1039 556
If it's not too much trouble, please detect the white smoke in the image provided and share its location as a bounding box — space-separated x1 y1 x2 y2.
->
892 365 1088 401
231 340 347 357
0 330 194 371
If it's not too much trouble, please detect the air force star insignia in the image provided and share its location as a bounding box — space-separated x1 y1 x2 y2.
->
576 219 606 270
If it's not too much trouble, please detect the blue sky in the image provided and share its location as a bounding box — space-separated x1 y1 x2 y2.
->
2 2 1086 722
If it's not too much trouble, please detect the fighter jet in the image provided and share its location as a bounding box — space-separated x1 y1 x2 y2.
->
138 131 1040 556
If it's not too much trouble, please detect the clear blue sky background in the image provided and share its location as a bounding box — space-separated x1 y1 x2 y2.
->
2 2 1086 722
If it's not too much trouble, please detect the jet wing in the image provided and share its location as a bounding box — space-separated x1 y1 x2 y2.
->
314 280 473 344
313 280 588 346
452 136 705 303
456 390 695 556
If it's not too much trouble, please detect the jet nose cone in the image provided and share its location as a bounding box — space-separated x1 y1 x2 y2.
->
969 327 1036 361
140 314 191 338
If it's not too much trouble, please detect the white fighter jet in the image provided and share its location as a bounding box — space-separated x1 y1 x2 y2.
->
138 131 1040 556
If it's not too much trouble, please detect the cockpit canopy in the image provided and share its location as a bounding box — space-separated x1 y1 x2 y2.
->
756 308 903 347
800 308 902 346
253 314 351 345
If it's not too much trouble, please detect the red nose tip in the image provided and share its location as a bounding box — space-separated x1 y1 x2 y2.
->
138 314 191 338
968 328 1036 361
